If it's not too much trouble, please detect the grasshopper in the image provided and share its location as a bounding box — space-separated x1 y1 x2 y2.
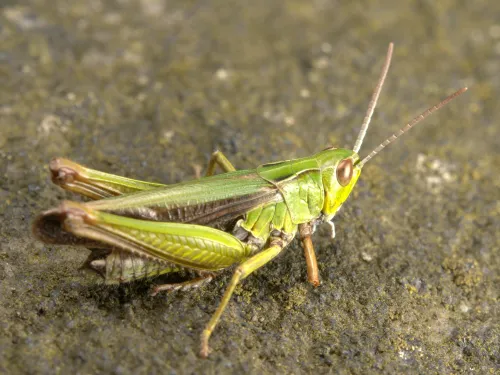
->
33 43 467 357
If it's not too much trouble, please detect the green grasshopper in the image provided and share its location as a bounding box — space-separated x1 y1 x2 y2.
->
33 43 467 357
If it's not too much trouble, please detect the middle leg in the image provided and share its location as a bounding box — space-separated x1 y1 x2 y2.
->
205 150 236 176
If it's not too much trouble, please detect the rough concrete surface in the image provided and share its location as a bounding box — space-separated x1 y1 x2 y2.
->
0 0 498 374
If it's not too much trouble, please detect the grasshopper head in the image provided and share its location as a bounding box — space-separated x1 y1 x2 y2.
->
316 148 362 219
314 43 467 221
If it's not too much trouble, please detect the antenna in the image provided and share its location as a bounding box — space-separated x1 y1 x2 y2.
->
358 87 468 168
353 43 394 154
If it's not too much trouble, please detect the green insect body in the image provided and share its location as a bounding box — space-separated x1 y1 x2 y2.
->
33 44 467 357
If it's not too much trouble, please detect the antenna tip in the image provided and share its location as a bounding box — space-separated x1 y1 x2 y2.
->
456 87 468 96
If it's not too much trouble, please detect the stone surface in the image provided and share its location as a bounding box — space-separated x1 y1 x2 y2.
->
1 0 498 373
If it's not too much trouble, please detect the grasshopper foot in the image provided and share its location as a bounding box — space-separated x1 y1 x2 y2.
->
310 279 321 287
200 330 211 358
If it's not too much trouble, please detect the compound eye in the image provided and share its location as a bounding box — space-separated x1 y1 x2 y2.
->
336 158 353 187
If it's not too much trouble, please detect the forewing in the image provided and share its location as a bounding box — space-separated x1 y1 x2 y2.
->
85 169 281 226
